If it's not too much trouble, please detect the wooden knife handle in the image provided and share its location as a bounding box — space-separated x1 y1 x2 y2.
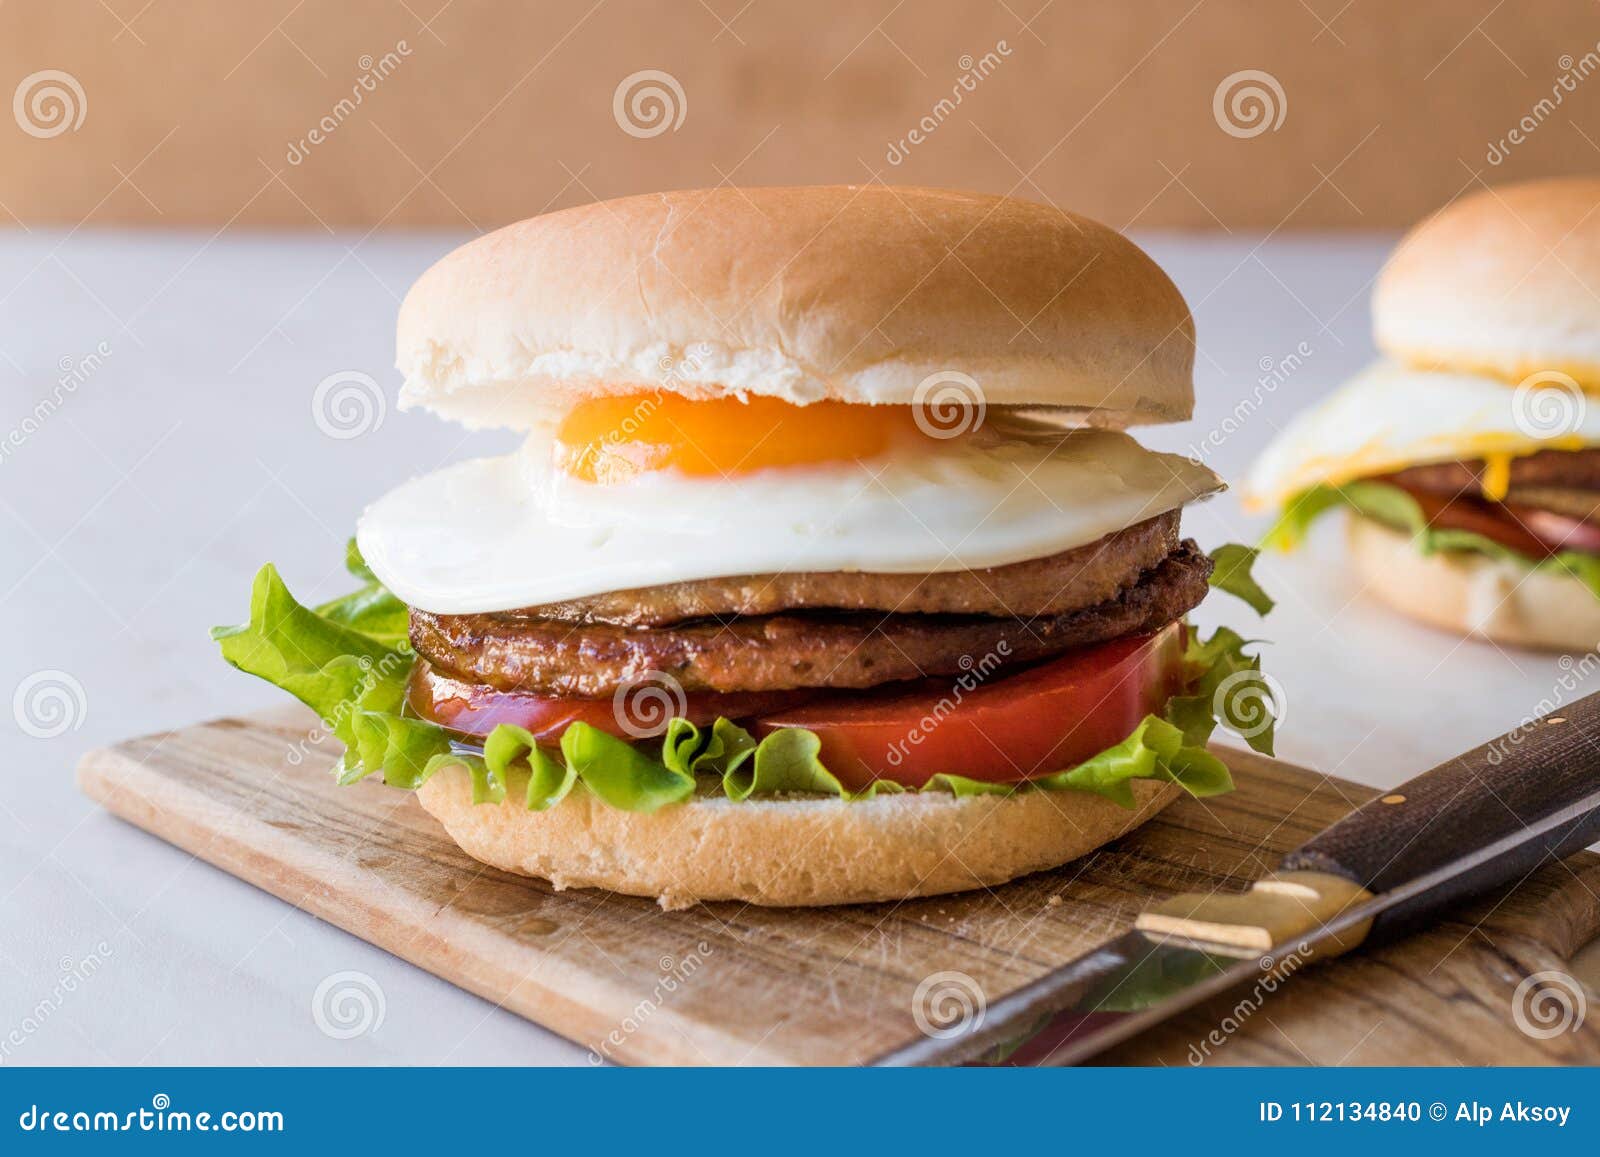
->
1279 690 1600 944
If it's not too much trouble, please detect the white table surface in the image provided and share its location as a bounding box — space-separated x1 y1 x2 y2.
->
1 228 1589 1066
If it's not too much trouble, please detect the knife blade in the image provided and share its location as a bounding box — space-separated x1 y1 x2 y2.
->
873 691 1600 1066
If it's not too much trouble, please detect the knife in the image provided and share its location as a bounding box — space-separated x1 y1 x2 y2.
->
873 691 1600 1066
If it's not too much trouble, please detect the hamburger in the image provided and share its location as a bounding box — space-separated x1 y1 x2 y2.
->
1246 177 1600 651
214 185 1274 909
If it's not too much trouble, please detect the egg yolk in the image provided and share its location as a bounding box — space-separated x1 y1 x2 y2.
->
553 394 926 483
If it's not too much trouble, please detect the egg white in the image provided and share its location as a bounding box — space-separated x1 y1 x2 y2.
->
356 418 1223 614
1243 361 1600 512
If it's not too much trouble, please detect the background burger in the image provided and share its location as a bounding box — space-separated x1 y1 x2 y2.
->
1246 177 1600 651
215 185 1274 909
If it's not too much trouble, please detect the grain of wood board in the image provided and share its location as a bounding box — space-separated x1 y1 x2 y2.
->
77 705 1600 1066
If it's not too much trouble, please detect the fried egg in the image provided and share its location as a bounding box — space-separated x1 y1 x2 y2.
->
357 402 1223 615
1243 361 1600 512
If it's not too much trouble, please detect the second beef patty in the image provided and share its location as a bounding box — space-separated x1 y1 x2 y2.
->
409 539 1213 697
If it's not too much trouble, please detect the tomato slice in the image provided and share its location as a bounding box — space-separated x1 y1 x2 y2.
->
410 623 1189 790
1386 482 1600 558
406 662 817 741
753 622 1189 790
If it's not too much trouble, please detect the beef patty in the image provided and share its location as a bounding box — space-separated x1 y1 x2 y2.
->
517 513 1181 626
1386 448 1600 511
409 540 1213 697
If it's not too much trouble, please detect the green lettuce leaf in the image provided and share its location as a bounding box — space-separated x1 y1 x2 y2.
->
1206 543 1275 615
484 724 577 810
213 557 1275 813
1182 624 1277 756
1030 716 1234 805
210 563 407 724
313 538 410 647
210 562 428 790
343 536 379 584
1543 551 1600 600
1262 485 1361 552
559 722 695 812
1264 480 1600 600
342 709 452 788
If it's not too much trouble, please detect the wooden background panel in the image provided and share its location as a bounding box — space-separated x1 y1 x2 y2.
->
4 0 1600 230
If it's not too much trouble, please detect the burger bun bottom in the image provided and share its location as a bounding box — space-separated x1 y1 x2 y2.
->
416 765 1180 909
1348 515 1600 652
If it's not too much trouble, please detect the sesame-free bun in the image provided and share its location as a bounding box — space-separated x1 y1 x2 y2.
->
396 186 1195 429
415 765 1179 909
1348 516 1600 651
1374 177 1600 386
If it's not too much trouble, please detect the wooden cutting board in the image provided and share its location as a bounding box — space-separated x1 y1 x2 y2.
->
77 706 1600 1066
